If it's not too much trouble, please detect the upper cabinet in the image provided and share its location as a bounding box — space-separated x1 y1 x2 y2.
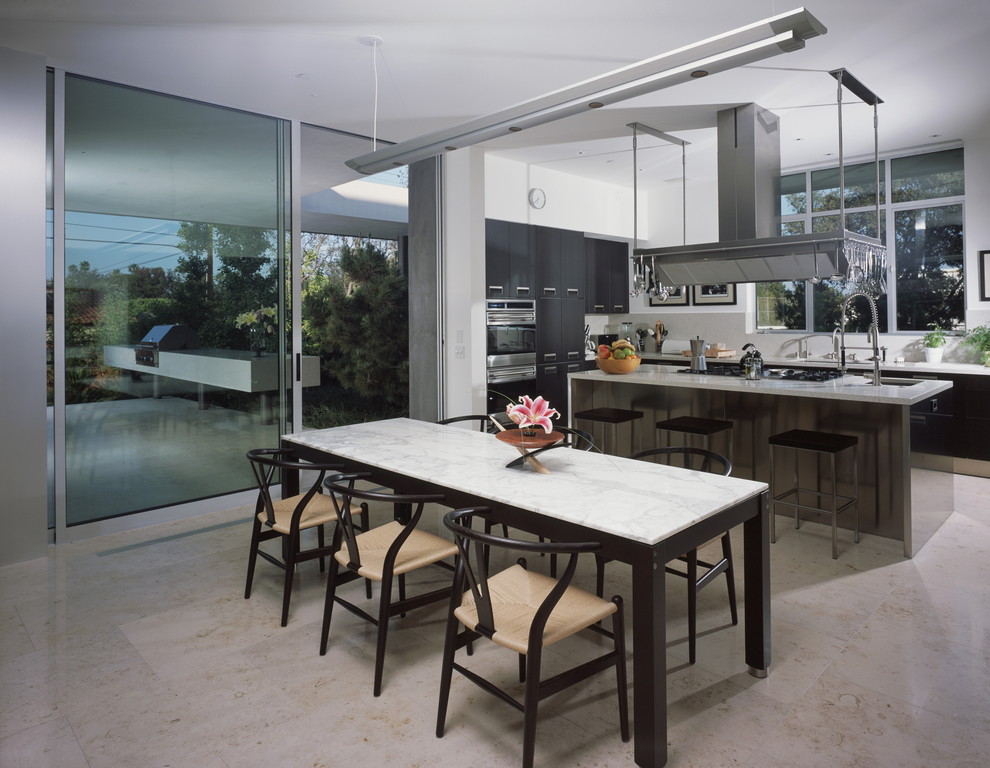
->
535 226 585 299
585 238 629 314
486 219 535 298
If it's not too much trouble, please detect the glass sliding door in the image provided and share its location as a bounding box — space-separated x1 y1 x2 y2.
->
61 76 289 525
298 124 410 430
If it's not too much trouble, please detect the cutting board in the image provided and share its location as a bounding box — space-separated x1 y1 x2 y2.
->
681 349 737 358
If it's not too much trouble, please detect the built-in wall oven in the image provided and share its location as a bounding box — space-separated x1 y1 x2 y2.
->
486 299 536 412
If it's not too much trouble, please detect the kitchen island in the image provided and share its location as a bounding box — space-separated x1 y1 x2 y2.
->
569 365 954 556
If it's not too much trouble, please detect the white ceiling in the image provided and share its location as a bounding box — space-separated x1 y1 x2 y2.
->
2 0 988 195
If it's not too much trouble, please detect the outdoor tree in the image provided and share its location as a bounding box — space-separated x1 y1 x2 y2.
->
173 222 278 350
303 239 408 412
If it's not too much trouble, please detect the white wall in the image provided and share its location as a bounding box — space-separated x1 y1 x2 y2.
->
0 47 49 566
485 154 637 238
442 148 489 417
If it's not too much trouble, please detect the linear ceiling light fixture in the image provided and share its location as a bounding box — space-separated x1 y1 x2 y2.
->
345 8 827 175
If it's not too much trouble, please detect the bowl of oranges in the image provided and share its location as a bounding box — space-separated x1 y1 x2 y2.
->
595 339 642 374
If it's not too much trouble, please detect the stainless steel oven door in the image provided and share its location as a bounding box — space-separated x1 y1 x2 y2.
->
486 364 537 385
486 300 536 368
486 324 536 367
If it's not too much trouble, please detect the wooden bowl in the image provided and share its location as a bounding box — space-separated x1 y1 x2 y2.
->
596 356 642 374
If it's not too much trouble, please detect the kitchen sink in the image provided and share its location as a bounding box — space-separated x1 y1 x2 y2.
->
857 376 921 387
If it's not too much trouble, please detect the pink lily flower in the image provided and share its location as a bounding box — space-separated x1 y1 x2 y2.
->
506 395 559 434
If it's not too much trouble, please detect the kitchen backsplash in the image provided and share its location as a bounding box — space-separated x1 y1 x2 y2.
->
591 310 985 365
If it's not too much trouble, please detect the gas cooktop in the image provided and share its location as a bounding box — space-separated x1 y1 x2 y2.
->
677 366 844 382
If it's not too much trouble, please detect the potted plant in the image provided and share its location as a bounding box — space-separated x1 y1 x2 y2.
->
922 327 947 364
962 323 990 366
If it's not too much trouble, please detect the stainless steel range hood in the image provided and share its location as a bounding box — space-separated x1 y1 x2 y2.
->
639 228 886 285
635 99 886 289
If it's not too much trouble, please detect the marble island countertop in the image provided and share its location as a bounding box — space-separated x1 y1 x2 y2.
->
620 351 990 376
571 363 952 405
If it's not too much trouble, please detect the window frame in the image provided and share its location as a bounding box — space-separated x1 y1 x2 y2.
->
762 146 965 335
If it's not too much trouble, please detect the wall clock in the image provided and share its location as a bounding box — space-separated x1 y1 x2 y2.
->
528 187 546 209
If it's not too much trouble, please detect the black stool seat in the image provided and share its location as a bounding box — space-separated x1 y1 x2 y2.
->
769 428 859 559
573 407 643 424
574 407 643 456
656 415 732 436
769 429 858 453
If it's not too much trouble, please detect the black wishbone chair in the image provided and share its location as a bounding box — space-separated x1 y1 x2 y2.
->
437 414 499 433
437 508 629 768
320 473 455 696
598 446 737 665
244 448 369 627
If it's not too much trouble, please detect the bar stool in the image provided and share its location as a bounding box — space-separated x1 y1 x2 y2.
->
656 415 733 467
769 428 859 559
573 407 643 456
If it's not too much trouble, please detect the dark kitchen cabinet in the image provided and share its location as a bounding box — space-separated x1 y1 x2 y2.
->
909 384 955 457
536 298 585 365
585 237 629 314
536 226 585 299
486 219 535 298
963 376 990 461
537 360 586 427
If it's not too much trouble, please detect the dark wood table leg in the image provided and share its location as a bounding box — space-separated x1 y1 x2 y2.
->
743 491 771 676
631 544 667 768
281 439 300 495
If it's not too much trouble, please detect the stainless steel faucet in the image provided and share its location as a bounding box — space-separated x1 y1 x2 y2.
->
800 333 839 361
839 292 882 386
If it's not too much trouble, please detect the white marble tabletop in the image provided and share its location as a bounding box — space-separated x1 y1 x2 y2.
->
571 364 953 405
283 417 767 546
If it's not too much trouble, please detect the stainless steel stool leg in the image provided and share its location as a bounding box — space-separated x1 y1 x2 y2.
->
853 443 860 543
794 447 801 530
769 443 776 543
831 452 838 560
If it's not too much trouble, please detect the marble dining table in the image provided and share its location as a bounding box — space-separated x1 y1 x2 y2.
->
282 417 771 768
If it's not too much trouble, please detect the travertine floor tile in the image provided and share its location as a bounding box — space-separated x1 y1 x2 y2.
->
1 472 987 767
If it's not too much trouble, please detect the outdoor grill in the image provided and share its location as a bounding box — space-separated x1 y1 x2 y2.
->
135 324 199 367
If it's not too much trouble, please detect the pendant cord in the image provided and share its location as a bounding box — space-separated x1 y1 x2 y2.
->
371 39 380 150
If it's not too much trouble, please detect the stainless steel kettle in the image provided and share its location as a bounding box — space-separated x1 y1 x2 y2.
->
740 343 763 380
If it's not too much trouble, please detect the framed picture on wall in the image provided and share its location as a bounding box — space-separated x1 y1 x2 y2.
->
692 283 736 306
980 250 990 301
648 285 689 307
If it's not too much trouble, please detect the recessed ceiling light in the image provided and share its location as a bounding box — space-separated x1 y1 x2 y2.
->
690 70 709 78
588 101 604 109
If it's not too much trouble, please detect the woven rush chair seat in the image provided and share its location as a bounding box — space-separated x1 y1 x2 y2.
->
260 492 337 534
454 563 617 654
320 473 453 697
335 520 457 581
244 447 369 628
437 507 629 768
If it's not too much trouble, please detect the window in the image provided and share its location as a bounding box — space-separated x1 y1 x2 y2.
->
60 75 290 525
758 148 964 333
